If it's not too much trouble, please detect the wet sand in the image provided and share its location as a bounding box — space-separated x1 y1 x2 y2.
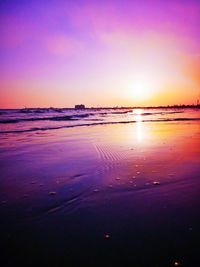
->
0 121 200 266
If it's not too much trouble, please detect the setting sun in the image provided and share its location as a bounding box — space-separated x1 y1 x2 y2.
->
131 80 152 100
127 73 156 102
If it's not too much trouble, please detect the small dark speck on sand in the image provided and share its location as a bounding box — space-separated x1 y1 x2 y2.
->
173 260 181 266
153 181 160 185
104 234 110 239
93 189 99 192
49 191 57 196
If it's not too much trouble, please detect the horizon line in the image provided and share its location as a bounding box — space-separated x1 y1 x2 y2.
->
0 103 200 110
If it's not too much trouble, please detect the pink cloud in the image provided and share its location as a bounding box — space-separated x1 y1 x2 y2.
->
43 34 83 57
68 0 200 46
68 2 120 37
0 14 29 48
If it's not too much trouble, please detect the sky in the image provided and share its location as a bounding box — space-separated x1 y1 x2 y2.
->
0 0 200 108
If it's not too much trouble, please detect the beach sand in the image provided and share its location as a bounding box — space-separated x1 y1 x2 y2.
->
0 120 200 266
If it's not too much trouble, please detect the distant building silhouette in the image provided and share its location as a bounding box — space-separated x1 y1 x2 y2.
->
75 104 85 109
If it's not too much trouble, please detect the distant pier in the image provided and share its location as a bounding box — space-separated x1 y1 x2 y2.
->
75 104 85 109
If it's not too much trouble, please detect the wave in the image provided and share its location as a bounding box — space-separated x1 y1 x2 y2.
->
0 113 95 124
0 110 132 124
0 110 185 124
19 108 65 113
110 110 132 114
0 117 199 134
138 111 184 116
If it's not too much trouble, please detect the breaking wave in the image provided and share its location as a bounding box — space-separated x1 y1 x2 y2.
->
0 117 199 134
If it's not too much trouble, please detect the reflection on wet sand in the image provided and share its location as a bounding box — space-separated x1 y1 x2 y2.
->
0 112 200 267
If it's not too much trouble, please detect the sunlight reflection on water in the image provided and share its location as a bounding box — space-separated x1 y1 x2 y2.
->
133 109 144 143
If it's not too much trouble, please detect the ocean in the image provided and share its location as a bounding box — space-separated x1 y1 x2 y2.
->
0 107 199 134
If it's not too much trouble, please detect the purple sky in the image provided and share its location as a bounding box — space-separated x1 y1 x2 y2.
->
0 0 200 107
